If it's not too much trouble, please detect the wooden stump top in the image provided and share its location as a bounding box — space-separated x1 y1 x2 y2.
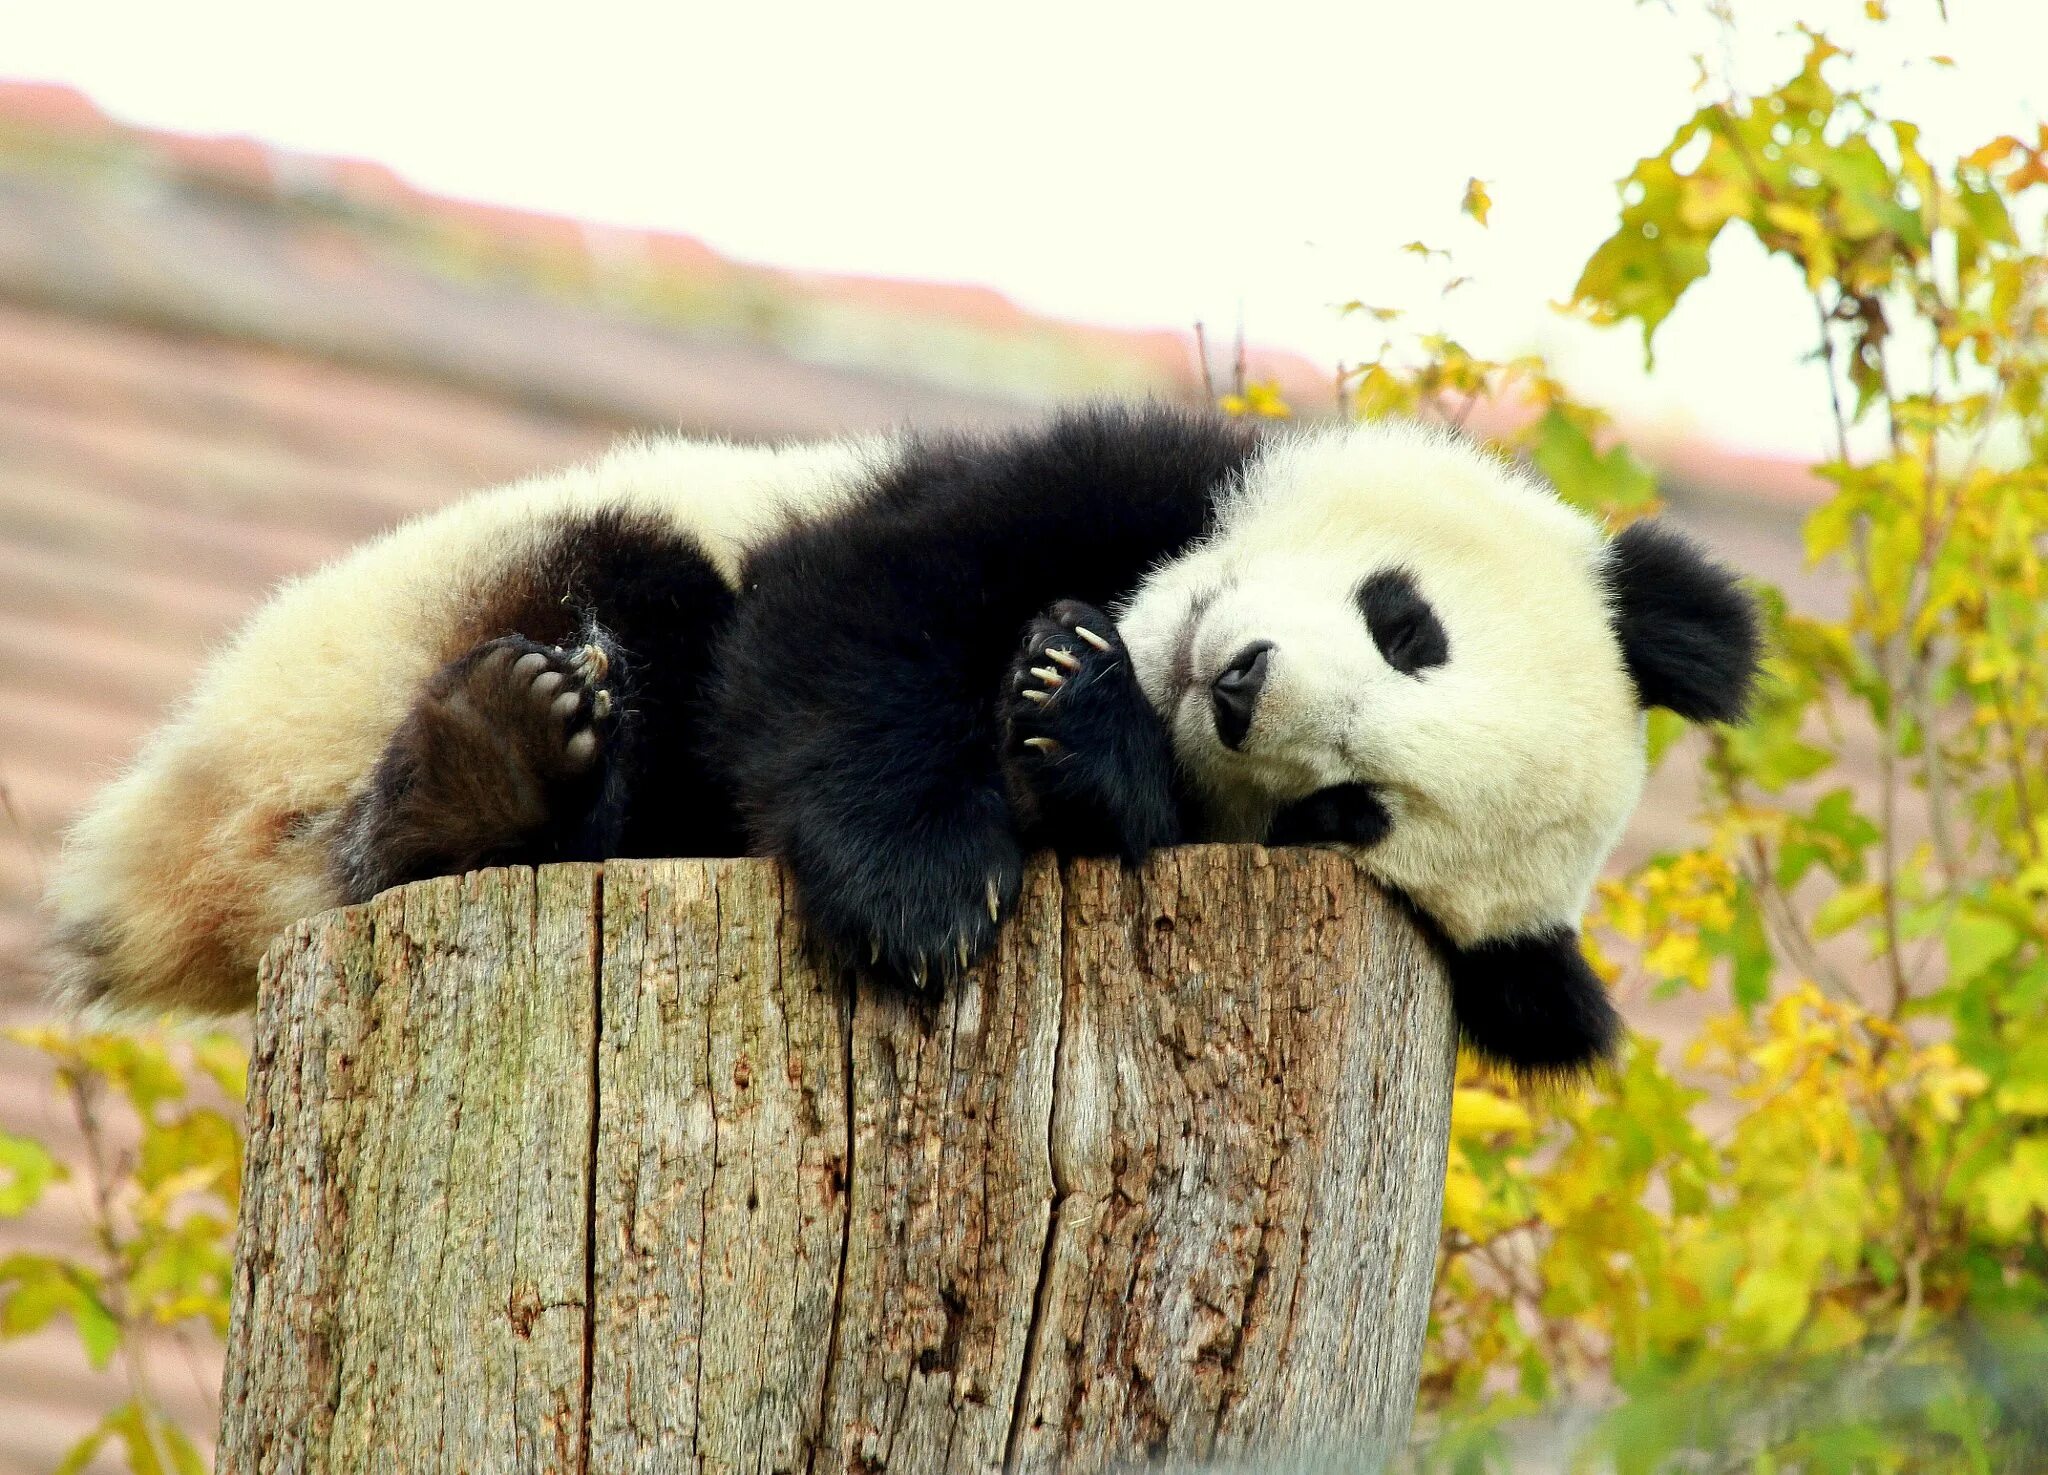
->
221 849 1454 1475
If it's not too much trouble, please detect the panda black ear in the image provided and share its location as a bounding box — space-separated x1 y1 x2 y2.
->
1605 521 1761 723
1441 927 1620 1078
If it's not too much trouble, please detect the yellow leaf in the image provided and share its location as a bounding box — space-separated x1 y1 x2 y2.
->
1644 932 1706 987
2008 151 2048 193
1461 177 1492 228
1452 1087 1532 1139
1442 1153 1488 1231
1996 1081 2048 1116
1963 137 2022 173
1218 381 1292 420
1731 1262 1812 1350
1975 1139 2048 1238
1926 1065 1990 1122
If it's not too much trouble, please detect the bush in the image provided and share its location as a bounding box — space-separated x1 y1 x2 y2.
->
1354 15 2048 1472
1 1027 243 1474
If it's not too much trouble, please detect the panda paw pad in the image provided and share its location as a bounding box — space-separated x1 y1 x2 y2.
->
999 600 1179 860
463 636 620 779
1006 601 1127 742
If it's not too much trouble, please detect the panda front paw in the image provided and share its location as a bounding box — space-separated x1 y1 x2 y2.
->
790 804 1024 990
1001 600 1180 861
1266 782 1392 849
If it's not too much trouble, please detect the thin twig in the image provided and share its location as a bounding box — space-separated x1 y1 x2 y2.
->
1812 290 1914 1015
1991 681 2044 861
64 1070 162 1420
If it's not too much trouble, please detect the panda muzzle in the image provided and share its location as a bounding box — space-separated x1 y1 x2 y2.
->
1210 641 1273 750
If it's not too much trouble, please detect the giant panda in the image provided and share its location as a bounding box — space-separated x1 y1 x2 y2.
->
47 404 1758 1073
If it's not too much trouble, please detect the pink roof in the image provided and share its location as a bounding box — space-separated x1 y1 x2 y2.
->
0 80 113 132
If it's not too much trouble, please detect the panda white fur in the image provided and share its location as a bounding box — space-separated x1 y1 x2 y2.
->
47 405 1757 1073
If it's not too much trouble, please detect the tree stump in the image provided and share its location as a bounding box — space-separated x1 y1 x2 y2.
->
219 848 1454 1475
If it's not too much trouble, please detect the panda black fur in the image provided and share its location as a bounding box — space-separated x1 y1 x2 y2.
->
48 404 1758 1074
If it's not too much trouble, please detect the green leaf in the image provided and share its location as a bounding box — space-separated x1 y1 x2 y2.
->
138 1109 241 1202
1644 707 1688 768
108 1400 169 1475
160 1419 209 1475
1776 788 1880 890
1974 1138 2048 1238
75 1034 186 1115
1570 116 1728 356
1812 882 1882 938
1724 883 1774 1011
1529 408 1659 515
0 1253 121 1366
1731 1261 1814 1351
191 1032 249 1102
1947 911 2021 987
51 1423 109 1475
0 1132 63 1216
1802 494 1858 567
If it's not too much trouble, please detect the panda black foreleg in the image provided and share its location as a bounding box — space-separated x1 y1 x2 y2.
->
711 601 1029 988
332 630 628 903
1001 600 1183 863
1264 783 1394 849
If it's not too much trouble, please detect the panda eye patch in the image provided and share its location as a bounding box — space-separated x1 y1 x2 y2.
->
1355 567 1448 676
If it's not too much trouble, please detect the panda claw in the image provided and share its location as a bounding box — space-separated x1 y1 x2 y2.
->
1022 689 1051 705
871 936 883 965
1074 626 1113 653
1023 736 1060 755
591 688 613 720
911 957 929 989
956 935 971 970
987 876 1002 922
1029 666 1065 687
1046 648 1082 672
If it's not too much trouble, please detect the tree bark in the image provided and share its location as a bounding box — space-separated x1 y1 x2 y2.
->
220 848 1454 1475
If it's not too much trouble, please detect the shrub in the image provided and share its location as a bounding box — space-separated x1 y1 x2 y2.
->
1362 14 2048 1471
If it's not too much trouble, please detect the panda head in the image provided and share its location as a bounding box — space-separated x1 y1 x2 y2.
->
1117 421 1759 1071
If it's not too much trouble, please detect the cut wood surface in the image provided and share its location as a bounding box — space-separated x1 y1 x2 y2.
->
220 848 1455 1474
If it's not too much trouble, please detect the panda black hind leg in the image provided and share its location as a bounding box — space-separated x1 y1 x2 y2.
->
333 629 629 903
1002 600 1182 862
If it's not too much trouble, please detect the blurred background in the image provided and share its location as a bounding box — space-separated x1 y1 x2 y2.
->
2 2 2045 1470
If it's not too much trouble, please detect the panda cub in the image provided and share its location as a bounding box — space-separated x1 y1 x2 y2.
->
48 405 1757 1074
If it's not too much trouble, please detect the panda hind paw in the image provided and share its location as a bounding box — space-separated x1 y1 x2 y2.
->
460 635 622 781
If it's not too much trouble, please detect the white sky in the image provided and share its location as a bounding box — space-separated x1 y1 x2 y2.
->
6 0 2046 458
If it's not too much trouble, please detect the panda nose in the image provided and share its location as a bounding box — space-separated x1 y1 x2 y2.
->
1210 641 1273 750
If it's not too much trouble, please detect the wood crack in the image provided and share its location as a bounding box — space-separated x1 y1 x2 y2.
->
576 864 603 1474
806 938 858 1475
1001 862 1069 1473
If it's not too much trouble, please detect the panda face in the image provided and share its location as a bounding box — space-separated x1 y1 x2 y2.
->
1117 422 1651 947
